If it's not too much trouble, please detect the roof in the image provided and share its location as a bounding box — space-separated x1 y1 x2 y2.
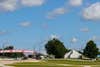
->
64 50 82 59
0 50 34 53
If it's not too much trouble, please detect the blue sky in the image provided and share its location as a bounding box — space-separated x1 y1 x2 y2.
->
0 0 100 53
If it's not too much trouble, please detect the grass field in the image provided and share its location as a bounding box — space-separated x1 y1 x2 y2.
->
7 59 100 67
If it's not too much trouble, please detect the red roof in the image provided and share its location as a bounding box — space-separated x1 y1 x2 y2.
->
0 50 34 53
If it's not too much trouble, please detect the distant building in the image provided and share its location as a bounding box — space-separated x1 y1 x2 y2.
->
0 50 34 53
64 50 82 59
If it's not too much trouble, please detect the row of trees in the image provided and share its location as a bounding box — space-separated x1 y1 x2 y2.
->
0 38 98 59
45 38 99 59
0 46 24 58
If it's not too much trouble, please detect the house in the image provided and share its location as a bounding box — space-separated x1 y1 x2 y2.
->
64 50 82 59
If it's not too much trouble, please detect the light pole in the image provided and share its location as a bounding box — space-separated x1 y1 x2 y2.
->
2 41 8 58
2 42 5 58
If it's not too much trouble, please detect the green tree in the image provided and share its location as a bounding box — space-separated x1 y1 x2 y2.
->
83 40 99 58
98 51 100 55
11 53 25 58
4 45 14 50
2 46 24 58
2 45 14 57
45 38 68 58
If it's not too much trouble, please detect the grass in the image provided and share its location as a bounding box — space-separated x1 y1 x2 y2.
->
7 59 100 67
46 59 100 65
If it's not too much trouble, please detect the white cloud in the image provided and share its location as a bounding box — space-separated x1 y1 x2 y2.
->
21 0 45 7
19 22 32 27
0 0 45 12
80 27 89 32
50 34 59 39
69 0 83 6
71 37 78 43
47 7 67 19
0 30 7 35
92 36 100 41
83 2 100 20
0 0 17 11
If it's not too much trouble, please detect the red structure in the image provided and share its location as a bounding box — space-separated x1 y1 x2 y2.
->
0 50 34 53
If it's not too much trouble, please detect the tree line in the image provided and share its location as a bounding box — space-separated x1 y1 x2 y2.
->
0 38 99 59
45 38 99 59
0 46 24 58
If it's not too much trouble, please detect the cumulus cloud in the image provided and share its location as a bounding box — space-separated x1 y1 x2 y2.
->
21 0 45 7
50 34 63 40
50 34 59 39
47 7 67 19
0 30 8 35
19 22 32 27
69 0 83 6
0 0 45 12
0 0 17 11
83 2 100 20
71 37 78 43
80 27 89 32
92 36 100 41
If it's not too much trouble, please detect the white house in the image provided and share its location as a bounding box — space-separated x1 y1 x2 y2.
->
64 50 82 59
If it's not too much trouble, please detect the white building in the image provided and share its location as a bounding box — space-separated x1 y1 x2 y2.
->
64 50 82 59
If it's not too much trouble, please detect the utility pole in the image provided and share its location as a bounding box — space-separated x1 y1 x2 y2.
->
2 42 5 58
2 40 8 58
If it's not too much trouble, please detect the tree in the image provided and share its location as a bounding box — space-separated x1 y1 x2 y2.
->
45 38 68 58
98 51 100 55
4 45 14 50
11 53 25 58
2 45 14 57
1 46 24 58
83 40 99 58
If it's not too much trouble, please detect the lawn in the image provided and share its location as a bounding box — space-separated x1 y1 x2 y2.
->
7 59 100 67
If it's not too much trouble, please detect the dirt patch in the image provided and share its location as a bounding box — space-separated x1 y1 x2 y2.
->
0 59 40 64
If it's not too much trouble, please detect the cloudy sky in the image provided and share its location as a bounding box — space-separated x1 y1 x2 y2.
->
0 0 100 52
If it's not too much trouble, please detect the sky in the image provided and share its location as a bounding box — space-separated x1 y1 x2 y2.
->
0 0 100 53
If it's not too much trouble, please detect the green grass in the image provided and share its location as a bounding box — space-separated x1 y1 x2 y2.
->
7 59 100 67
46 59 100 65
